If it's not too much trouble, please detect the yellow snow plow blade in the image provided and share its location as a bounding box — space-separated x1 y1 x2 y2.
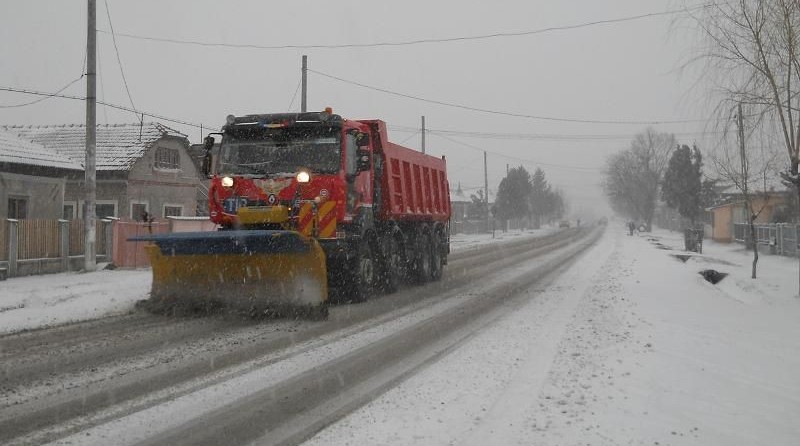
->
132 230 328 318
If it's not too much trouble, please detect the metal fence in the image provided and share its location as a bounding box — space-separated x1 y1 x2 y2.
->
733 222 800 256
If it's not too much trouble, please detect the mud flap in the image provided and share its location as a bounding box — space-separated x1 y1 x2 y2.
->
131 230 328 317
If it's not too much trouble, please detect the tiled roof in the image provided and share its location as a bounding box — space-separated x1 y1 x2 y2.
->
2 123 188 171
0 128 82 170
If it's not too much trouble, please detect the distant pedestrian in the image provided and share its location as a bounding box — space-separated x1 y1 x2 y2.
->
627 221 635 236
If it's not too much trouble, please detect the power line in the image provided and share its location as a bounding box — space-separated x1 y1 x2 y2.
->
287 77 302 111
388 125 721 142
0 85 210 130
97 38 109 123
0 76 84 108
428 130 603 172
399 130 420 145
95 5 708 50
309 69 706 125
104 0 138 116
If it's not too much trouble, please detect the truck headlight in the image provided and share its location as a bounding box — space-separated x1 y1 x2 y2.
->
221 176 234 188
296 170 311 183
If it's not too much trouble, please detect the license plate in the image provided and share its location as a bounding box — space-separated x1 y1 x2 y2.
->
223 198 248 213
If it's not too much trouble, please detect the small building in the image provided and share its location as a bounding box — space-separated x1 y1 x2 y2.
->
0 129 82 219
708 191 788 242
3 123 203 220
449 183 496 234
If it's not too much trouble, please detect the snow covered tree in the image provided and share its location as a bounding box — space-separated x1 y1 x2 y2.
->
603 128 674 231
529 168 551 229
661 144 703 226
469 189 488 220
493 166 532 224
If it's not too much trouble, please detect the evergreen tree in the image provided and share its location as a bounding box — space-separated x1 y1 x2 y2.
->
493 166 532 222
661 144 703 225
529 168 551 229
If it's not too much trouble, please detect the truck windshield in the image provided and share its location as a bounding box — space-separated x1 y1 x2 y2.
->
217 126 341 176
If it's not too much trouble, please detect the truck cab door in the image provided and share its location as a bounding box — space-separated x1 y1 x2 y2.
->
344 131 373 216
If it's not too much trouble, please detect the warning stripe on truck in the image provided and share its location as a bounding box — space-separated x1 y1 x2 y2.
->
317 201 337 238
298 201 337 238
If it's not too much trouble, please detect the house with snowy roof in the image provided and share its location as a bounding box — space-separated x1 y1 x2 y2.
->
0 129 82 219
1 122 202 220
706 179 790 242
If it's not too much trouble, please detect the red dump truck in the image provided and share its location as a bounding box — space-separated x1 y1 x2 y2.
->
138 108 451 316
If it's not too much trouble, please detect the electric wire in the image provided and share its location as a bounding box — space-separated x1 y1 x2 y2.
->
0 76 84 109
398 130 420 145
428 130 603 172
104 0 138 117
388 125 721 142
287 77 302 112
0 86 209 130
309 69 706 125
97 42 109 123
94 5 709 50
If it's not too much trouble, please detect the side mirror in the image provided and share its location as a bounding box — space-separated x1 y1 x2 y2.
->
201 152 212 176
203 135 215 151
201 135 215 176
356 147 370 172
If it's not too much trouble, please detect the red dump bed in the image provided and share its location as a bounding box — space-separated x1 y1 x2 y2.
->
360 120 451 222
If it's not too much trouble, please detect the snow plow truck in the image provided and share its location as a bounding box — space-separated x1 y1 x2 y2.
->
136 108 451 318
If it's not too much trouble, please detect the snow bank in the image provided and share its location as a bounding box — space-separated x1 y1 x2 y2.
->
0 269 150 334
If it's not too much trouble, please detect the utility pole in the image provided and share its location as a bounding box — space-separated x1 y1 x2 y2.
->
84 0 97 272
737 103 748 193
484 151 489 233
301 55 308 113
421 115 426 154
738 102 757 279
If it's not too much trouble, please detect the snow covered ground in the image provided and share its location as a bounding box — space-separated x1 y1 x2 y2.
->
0 228 553 334
304 226 800 446
3 225 799 445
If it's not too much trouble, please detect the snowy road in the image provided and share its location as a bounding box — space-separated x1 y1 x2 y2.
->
307 228 800 446
0 226 598 445
4 224 797 446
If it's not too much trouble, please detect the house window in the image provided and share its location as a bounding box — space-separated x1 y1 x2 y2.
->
131 202 149 221
163 205 183 218
95 202 117 219
8 197 28 219
63 203 76 220
155 147 180 169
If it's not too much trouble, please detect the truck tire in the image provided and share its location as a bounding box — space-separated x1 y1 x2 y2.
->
382 236 404 293
347 238 376 302
412 232 433 283
430 233 443 281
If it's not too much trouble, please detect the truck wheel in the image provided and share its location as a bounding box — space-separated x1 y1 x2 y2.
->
383 236 404 293
430 234 443 281
413 233 433 283
348 239 376 302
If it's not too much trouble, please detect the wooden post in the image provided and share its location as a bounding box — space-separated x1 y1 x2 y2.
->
103 219 115 264
59 219 70 271
7 219 18 277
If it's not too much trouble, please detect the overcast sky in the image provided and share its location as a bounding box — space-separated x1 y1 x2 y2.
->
0 0 717 219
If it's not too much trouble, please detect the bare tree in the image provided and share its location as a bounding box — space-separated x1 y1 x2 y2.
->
691 0 800 287
603 128 675 231
711 104 780 278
